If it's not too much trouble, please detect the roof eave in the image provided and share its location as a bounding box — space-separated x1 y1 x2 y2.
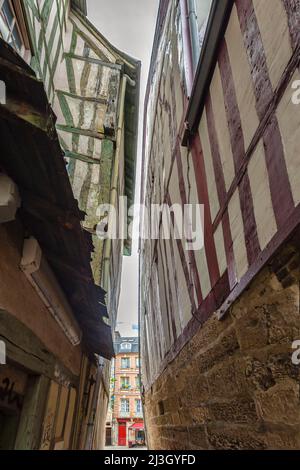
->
0 39 114 360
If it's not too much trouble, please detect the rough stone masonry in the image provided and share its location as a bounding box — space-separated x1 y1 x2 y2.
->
144 243 300 450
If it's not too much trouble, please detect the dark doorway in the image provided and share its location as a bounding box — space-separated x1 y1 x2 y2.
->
0 409 20 450
105 426 112 446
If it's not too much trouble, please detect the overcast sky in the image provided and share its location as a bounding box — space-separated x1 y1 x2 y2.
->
87 0 159 337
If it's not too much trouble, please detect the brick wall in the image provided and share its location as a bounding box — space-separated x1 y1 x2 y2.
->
144 242 300 450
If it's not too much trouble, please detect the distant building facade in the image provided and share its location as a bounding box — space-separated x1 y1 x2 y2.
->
109 335 144 447
0 0 139 449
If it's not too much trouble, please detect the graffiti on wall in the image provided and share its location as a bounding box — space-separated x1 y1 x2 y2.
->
0 377 24 410
0 365 27 411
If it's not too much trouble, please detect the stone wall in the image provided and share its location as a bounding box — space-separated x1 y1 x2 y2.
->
144 243 300 450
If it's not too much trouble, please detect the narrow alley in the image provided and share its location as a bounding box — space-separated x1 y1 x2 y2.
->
0 0 299 455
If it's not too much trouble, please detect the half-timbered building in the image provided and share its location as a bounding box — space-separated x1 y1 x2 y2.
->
0 0 140 449
140 0 300 450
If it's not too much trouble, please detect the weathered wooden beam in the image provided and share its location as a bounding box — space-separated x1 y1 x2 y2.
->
0 102 48 135
15 375 50 450
64 150 101 165
0 54 47 113
20 189 85 227
45 249 94 284
5 98 49 131
56 124 115 142
56 89 108 105
0 310 79 384
63 52 123 71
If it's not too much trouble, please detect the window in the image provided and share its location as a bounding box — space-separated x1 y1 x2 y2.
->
0 0 31 60
120 377 130 390
195 0 213 49
120 342 131 352
120 398 129 413
135 357 140 369
110 395 114 411
135 399 142 414
135 376 141 389
121 357 130 369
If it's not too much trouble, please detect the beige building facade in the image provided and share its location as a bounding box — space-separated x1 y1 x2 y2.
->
110 335 144 447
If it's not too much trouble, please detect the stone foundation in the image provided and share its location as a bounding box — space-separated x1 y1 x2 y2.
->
144 244 300 450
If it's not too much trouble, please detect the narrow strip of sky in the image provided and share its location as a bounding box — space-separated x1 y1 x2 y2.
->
87 0 159 336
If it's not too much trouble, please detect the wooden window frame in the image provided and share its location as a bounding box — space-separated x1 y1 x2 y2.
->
121 357 130 369
0 0 32 62
120 398 130 413
135 398 141 414
120 376 130 390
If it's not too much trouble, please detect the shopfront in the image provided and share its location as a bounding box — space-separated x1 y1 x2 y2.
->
128 422 145 448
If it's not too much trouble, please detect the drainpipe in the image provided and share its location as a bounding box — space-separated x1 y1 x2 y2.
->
102 74 135 292
180 0 194 97
187 0 200 73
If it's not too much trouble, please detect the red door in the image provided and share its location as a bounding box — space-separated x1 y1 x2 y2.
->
118 422 127 446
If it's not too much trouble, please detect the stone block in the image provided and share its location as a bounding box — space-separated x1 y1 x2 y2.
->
263 425 300 450
163 395 180 414
206 357 248 399
170 411 181 425
187 425 209 448
206 424 266 450
209 397 258 424
255 379 300 425
179 406 210 426
180 374 210 407
173 364 195 393
244 357 276 392
196 326 239 374
234 306 269 351
187 315 233 360
244 345 300 392
158 426 189 450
